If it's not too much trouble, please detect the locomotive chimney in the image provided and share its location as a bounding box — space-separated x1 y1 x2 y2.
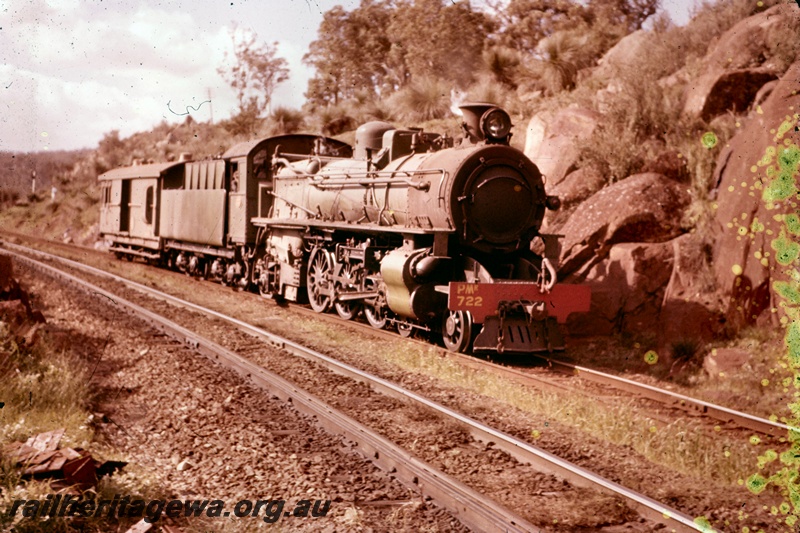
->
458 103 495 143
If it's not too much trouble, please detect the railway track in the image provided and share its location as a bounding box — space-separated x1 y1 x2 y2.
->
4 238 787 439
4 235 788 438
4 242 717 532
6 248 536 532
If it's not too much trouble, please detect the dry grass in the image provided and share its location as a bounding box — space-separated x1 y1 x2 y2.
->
0 322 94 447
0 299 165 532
691 327 793 420
370 339 758 486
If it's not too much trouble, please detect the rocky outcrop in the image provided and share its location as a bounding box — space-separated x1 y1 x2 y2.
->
566 242 674 336
549 167 606 208
703 348 751 378
538 7 800 345
683 4 798 120
524 107 599 186
709 60 800 329
700 4 797 71
594 30 660 79
564 232 727 342
684 68 778 121
558 172 691 277
659 233 726 343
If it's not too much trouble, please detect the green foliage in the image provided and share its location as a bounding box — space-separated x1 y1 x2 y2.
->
465 76 518 113
530 30 599 93
388 0 492 88
576 33 681 183
491 0 657 63
482 46 522 89
0 322 93 447
491 0 590 53
573 7 739 186
223 98 263 137
570 0 789 200
303 96 393 137
671 338 701 361
0 150 87 203
589 0 660 34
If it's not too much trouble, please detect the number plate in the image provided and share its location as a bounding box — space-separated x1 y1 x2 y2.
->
448 282 590 323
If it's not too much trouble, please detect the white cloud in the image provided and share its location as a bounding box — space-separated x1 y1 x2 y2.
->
273 39 312 110
0 0 359 151
0 1 243 151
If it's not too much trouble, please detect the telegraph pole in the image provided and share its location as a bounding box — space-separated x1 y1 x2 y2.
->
207 87 213 124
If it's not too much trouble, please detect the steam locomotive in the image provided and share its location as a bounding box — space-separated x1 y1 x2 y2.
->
99 103 590 354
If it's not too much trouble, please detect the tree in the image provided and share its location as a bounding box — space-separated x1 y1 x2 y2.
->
303 1 393 107
588 0 660 34
388 0 492 89
218 27 289 133
304 0 491 107
490 0 589 53
491 0 658 54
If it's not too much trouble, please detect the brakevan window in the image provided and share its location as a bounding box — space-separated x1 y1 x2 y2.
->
145 186 154 224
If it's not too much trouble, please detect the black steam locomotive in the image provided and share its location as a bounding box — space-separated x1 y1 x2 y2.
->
99 103 589 354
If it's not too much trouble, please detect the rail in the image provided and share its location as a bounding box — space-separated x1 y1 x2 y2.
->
4 242 715 532
5 248 538 533
543 357 794 437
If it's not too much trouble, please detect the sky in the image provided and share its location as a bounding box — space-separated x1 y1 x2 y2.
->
0 0 694 153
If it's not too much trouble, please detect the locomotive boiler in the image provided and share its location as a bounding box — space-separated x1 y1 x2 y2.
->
251 103 590 353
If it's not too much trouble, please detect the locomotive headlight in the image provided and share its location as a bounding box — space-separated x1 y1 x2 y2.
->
480 108 512 142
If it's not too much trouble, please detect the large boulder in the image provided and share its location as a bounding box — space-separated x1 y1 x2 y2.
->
684 68 778 121
594 30 662 80
699 4 797 72
683 4 798 120
703 348 752 379
549 167 606 208
659 233 726 344
566 242 674 336
524 107 599 186
558 172 691 277
710 60 800 329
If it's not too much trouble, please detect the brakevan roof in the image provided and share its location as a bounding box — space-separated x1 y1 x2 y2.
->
97 161 185 181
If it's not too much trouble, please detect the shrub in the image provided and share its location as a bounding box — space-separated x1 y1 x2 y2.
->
268 106 305 135
387 77 452 124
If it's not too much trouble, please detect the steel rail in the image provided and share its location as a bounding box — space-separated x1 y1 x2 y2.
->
4 243 712 532
441 349 793 438
543 358 794 437
6 249 539 533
